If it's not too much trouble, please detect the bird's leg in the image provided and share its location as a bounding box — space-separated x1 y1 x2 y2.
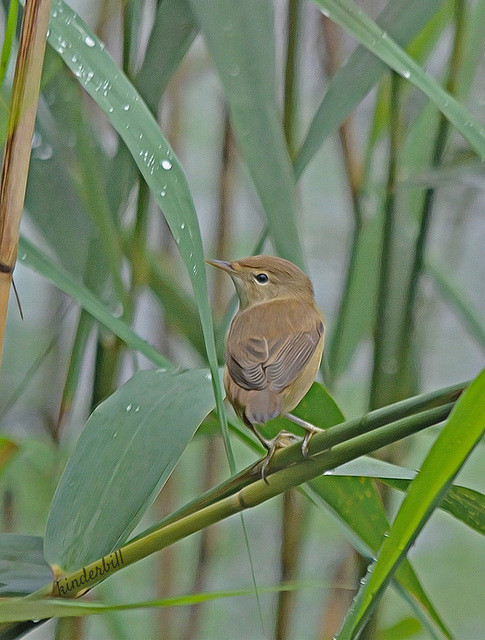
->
284 413 324 458
250 425 299 482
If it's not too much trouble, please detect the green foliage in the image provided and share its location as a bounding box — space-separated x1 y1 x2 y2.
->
44 368 215 572
0 1 484 639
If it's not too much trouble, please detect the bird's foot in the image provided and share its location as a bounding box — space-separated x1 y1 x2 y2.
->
284 413 324 458
259 430 300 483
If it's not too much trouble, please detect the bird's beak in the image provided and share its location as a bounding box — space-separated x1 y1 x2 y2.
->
205 259 236 274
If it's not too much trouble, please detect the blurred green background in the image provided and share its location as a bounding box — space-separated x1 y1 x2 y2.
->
0 0 484 638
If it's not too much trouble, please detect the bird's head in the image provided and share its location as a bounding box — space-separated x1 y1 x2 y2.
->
206 255 314 309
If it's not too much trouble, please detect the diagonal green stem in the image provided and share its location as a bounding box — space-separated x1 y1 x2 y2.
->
131 379 466 541
44 387 462 600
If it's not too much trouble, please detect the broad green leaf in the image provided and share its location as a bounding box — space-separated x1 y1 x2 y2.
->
0 535 52 596
136 0 198 111
189 0 303 267
295 0 447 177
26 76 95 277
288 386 451 637
328 458 415 480
339 367 485 639
367 1 452 152
310 0 485 157
397 0 485 235
322 457 485 536
18 235 171 370
48 0 227 463
258 381 344 440
44 368 215 572
47 0 205 321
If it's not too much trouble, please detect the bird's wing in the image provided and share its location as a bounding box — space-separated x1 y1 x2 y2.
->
265 329 322 392
226 307 323 393
226 335 273 390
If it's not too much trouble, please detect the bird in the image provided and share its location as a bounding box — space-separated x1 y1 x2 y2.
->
207 255 325 479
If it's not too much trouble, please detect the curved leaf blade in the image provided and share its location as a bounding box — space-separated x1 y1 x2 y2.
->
0 535 53 597
48 0 205 328
48 0 227 465
295 0 447 177
44 368 215 572
381 479 485 537
189 0 303 267
136 0 198 111
0 582 315 622
308 0 485 162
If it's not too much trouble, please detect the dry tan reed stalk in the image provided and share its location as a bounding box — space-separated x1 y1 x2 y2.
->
0 0 52 368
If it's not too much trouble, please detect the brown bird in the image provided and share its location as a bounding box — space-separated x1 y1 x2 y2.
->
207 255 325 478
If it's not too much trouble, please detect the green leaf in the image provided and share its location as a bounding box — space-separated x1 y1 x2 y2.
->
189 0 303 267
328 458 416 479
258 381 344 440
136 0 198 111
339 367 485 639
26 67 96 277
44 368 215 572
295 0 447 177
17 236 171 370
366 1 452 153
310 0 485 158
0 582 316 623
0 535 53 596
0 0 19 88
381 479 485 537
47 0 206 322
377 617 421 640
48 0 227 466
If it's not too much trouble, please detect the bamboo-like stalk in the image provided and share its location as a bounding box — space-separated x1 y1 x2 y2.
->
0 0 52 370
0 385 459 640
283 0 300 158
132 380 465 541
43 396 457 600
369 71 402 411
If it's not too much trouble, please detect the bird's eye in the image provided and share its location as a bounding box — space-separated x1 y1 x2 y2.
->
255 273 269 284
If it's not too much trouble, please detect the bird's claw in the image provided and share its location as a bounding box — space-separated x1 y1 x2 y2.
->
259 430 300 483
